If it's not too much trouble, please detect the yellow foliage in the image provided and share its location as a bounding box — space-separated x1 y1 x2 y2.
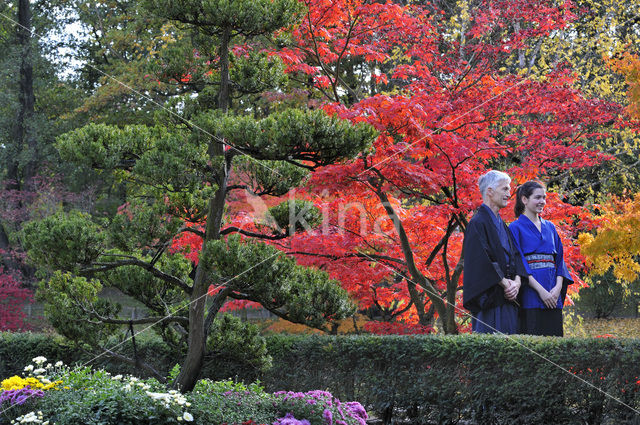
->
607 51 640 119
580 194 640 281
563 308 587 337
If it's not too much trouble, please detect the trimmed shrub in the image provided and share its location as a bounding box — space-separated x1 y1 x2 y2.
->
251 335 640 425
0 332 176 380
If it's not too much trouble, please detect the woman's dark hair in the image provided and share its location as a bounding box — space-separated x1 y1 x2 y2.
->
514 180 545 217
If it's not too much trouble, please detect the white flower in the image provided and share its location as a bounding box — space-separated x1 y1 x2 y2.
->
177 417 183 422
54 361 63 367
24 365 34 373
183 412 194 422
17 411 39 423
42 422 49 425
32 357 47 365
113 374 123 380
146 391 172 403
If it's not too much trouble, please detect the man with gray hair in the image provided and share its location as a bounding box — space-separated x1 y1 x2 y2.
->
462 170 527 334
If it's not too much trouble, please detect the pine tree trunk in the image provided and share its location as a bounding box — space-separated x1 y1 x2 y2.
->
175 30 233 387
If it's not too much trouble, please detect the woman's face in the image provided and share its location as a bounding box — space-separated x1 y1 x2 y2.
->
523 188 546 216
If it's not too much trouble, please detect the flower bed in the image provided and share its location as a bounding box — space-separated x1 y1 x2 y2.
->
0 357 367 425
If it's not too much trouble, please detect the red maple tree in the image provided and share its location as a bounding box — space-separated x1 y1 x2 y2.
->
263 0 622 333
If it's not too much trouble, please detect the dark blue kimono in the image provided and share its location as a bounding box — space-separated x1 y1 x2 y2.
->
509 215 574 336
463 204 527 334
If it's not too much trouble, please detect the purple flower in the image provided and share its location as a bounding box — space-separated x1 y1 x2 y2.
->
323 408 333 425
0 388 45 406
273 413 311 425
344 402 368 422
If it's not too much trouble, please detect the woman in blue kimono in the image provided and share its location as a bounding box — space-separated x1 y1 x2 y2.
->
509 181 573 336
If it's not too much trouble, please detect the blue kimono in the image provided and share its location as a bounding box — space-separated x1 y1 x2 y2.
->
463 205 527 335
509 215 574 335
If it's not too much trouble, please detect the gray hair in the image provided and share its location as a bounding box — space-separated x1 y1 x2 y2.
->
478 170 511 197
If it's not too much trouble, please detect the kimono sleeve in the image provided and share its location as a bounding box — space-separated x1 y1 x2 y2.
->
551 223 573 305
552 224 573 285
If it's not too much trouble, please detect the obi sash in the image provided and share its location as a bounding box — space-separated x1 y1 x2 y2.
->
524 253 555 270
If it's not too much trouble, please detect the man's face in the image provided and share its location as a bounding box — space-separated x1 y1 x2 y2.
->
487 180 511 210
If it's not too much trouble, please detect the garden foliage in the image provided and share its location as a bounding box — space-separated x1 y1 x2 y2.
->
574 270 639 319
0 356 367 425
2 332 640 424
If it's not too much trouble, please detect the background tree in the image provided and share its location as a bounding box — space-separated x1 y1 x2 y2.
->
0 0 88 331
523 0 640 203
579 194 640 282
577 52 640 312
23 0 376 391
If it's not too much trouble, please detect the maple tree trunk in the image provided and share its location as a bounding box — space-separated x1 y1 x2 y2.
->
406 281 431 327
375 189 452 332
442 297 458 335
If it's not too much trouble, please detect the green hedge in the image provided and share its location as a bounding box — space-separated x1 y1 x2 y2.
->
256 335 640 424
3 332 640 424
0 332 176 379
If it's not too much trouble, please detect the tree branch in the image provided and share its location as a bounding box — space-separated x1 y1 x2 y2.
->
220 226 290 240
287 250 406 265
204 287 232 333
88 314 189 326
368 179 447 321
181 227 205 238
82 259 191 293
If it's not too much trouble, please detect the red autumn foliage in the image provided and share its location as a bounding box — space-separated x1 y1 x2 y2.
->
265 0 623 333
0 266 32 331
